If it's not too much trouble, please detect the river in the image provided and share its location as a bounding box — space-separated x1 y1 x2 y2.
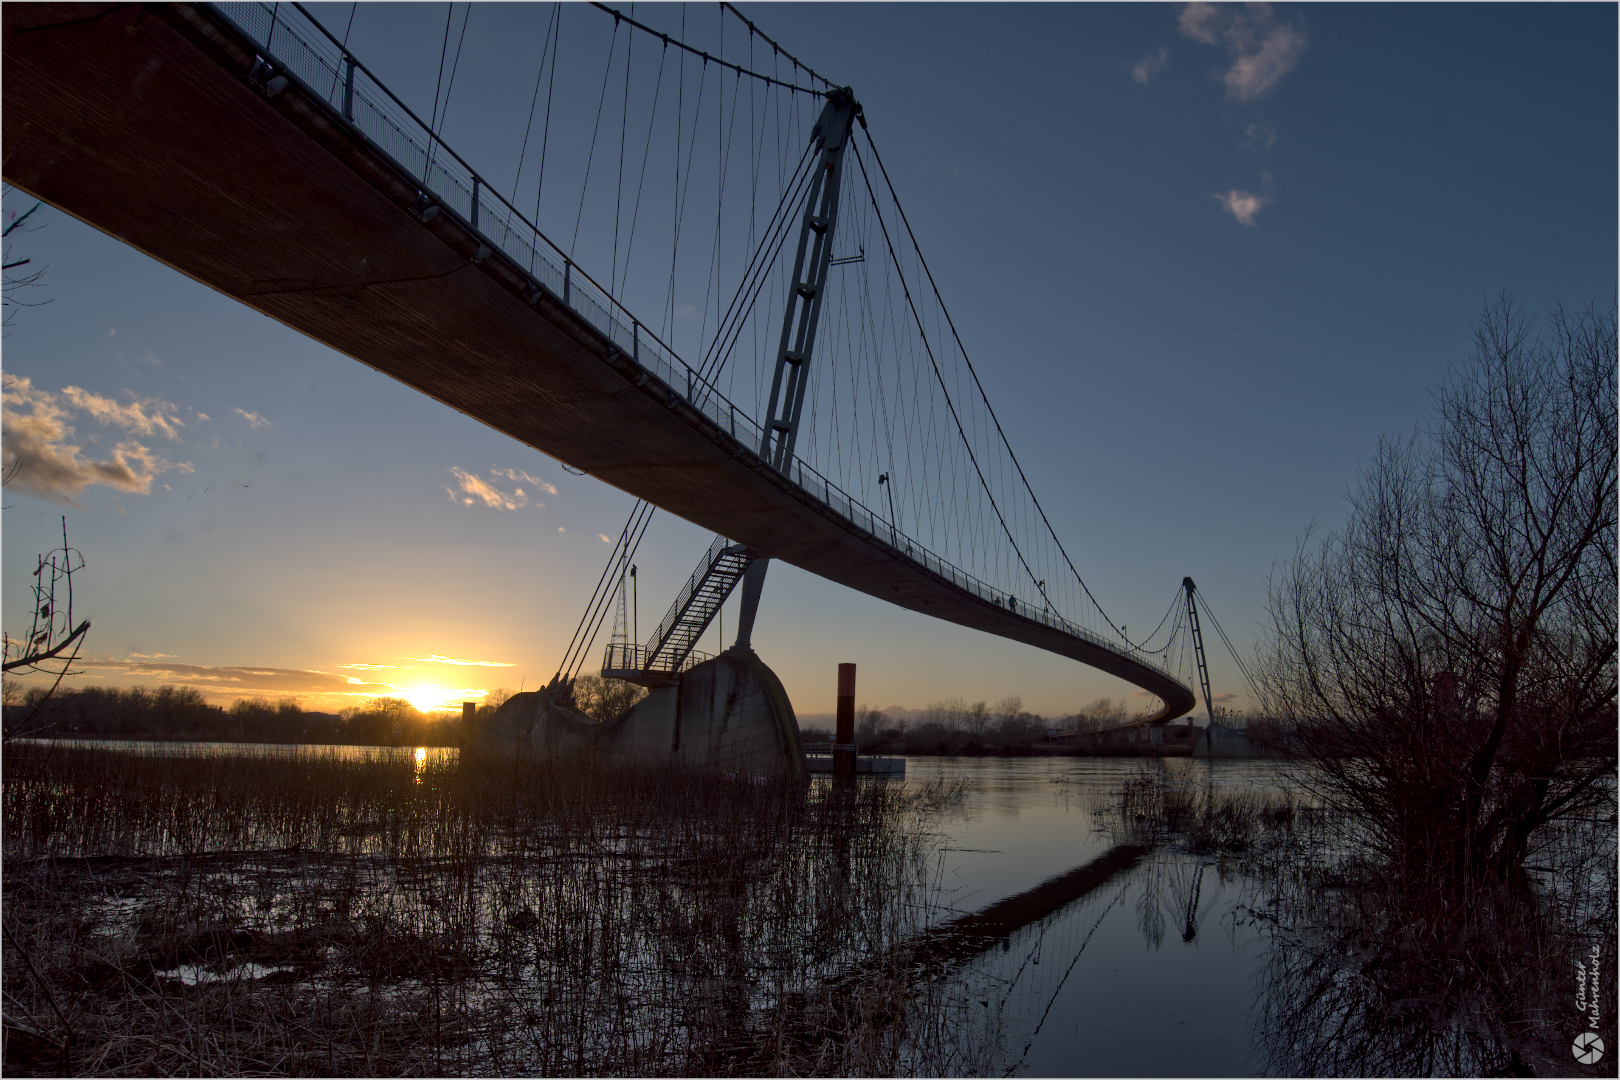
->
897 756 1289 1077
24 741 1292 1074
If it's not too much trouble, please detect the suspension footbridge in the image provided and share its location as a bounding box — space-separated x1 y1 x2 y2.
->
4 1 1207 722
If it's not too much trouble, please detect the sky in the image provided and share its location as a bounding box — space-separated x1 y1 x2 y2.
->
3 2 1614 721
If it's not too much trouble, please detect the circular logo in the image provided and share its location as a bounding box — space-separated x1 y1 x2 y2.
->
1573 1032 1604 1065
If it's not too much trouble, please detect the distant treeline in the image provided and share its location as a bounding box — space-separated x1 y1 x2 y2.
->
3 684 1259 756
797 695 1164 756
2 686 473 747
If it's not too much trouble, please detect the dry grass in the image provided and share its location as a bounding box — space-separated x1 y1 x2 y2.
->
2 745 983 1076
1099 763 1306 856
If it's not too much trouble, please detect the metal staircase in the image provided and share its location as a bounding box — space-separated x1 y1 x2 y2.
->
601 535 755 686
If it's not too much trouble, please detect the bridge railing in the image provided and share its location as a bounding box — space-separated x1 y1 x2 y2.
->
644 533 736 658
208 2 1183 692
601 643 714 679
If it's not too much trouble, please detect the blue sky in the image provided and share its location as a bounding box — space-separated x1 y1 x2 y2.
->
3 2 1614 719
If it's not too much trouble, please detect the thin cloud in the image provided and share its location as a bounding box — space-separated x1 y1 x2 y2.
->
233 408 272 429
1179 2 1306 103
64 657 400 706
1243 121 1277 152
1177 2 1223 45
1131 46 1169 85
493 467 558 497
1224 25 1306 102
1215 189 1269 225
446 466 540 511
597 534 612 543
411 655 515 668
1 376 191 505
60 386 185 439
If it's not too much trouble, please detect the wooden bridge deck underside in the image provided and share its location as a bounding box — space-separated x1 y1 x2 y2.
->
2 3 1194 721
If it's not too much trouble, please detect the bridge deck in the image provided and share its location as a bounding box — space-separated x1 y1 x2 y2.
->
2 2 1193 720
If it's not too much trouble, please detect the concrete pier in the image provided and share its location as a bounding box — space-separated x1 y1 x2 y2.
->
475 649 805 779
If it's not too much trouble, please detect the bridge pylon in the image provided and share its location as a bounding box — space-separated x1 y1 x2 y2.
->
735 87 863 649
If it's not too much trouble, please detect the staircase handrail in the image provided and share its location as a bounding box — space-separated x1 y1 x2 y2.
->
643 534 744 664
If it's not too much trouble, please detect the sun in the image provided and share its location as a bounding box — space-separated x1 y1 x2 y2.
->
401 683 452 715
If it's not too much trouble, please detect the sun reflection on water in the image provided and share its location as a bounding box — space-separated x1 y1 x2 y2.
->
413 746 427 784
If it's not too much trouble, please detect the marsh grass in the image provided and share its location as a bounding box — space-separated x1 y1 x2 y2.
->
1100 763 1307 857
3 745 986 1076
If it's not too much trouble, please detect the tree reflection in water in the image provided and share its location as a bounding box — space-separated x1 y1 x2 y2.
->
1246 823 1618 1078
5 748 1609 1076
1093 763 1618 1077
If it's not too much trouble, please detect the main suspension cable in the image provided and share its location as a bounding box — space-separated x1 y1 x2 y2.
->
591 3 826 97
851 139 1047 609
860 125 1134 645
719 1 835 89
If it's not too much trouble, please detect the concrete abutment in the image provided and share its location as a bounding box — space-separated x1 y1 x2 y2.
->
475 649 805 779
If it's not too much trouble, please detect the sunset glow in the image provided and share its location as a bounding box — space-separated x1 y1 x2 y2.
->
398 684 462 715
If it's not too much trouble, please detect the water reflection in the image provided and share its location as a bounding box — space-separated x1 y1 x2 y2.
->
15 737 460 766
19 744 1563 1075
889 758 1276 1076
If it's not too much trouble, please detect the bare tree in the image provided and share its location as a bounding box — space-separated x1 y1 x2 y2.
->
573 674 648 723
2 518 89 742
964 700 989 738
994 694 1022 728
1072 696 1127 732
1258 297 1616 888
2 187 50 332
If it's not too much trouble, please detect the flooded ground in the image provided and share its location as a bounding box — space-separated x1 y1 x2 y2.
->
896 757 1283 1077
4 743 1604 1076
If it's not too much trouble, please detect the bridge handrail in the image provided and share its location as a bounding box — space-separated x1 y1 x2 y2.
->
206 1 1184 692
602 642 713 678
644 533 735 659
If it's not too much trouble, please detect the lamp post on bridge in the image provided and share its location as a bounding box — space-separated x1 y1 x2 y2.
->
878 472 898 547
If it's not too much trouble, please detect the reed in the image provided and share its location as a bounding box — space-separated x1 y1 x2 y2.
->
1100 763 1305 856
3 745 978 1076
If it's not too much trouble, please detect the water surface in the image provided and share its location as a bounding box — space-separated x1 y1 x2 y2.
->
900 756 1287 1077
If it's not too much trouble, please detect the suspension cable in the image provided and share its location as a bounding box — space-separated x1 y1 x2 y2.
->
534 2 562 223
423 4 455 178
570 15 622 258
591 2 825 97
555 500 656 680
851 140 1048 609
698 140 818 384
1130 586 1184 655
719 1 835 89
1195 587 1260 694
509 3 559 205
860 125 1135 644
